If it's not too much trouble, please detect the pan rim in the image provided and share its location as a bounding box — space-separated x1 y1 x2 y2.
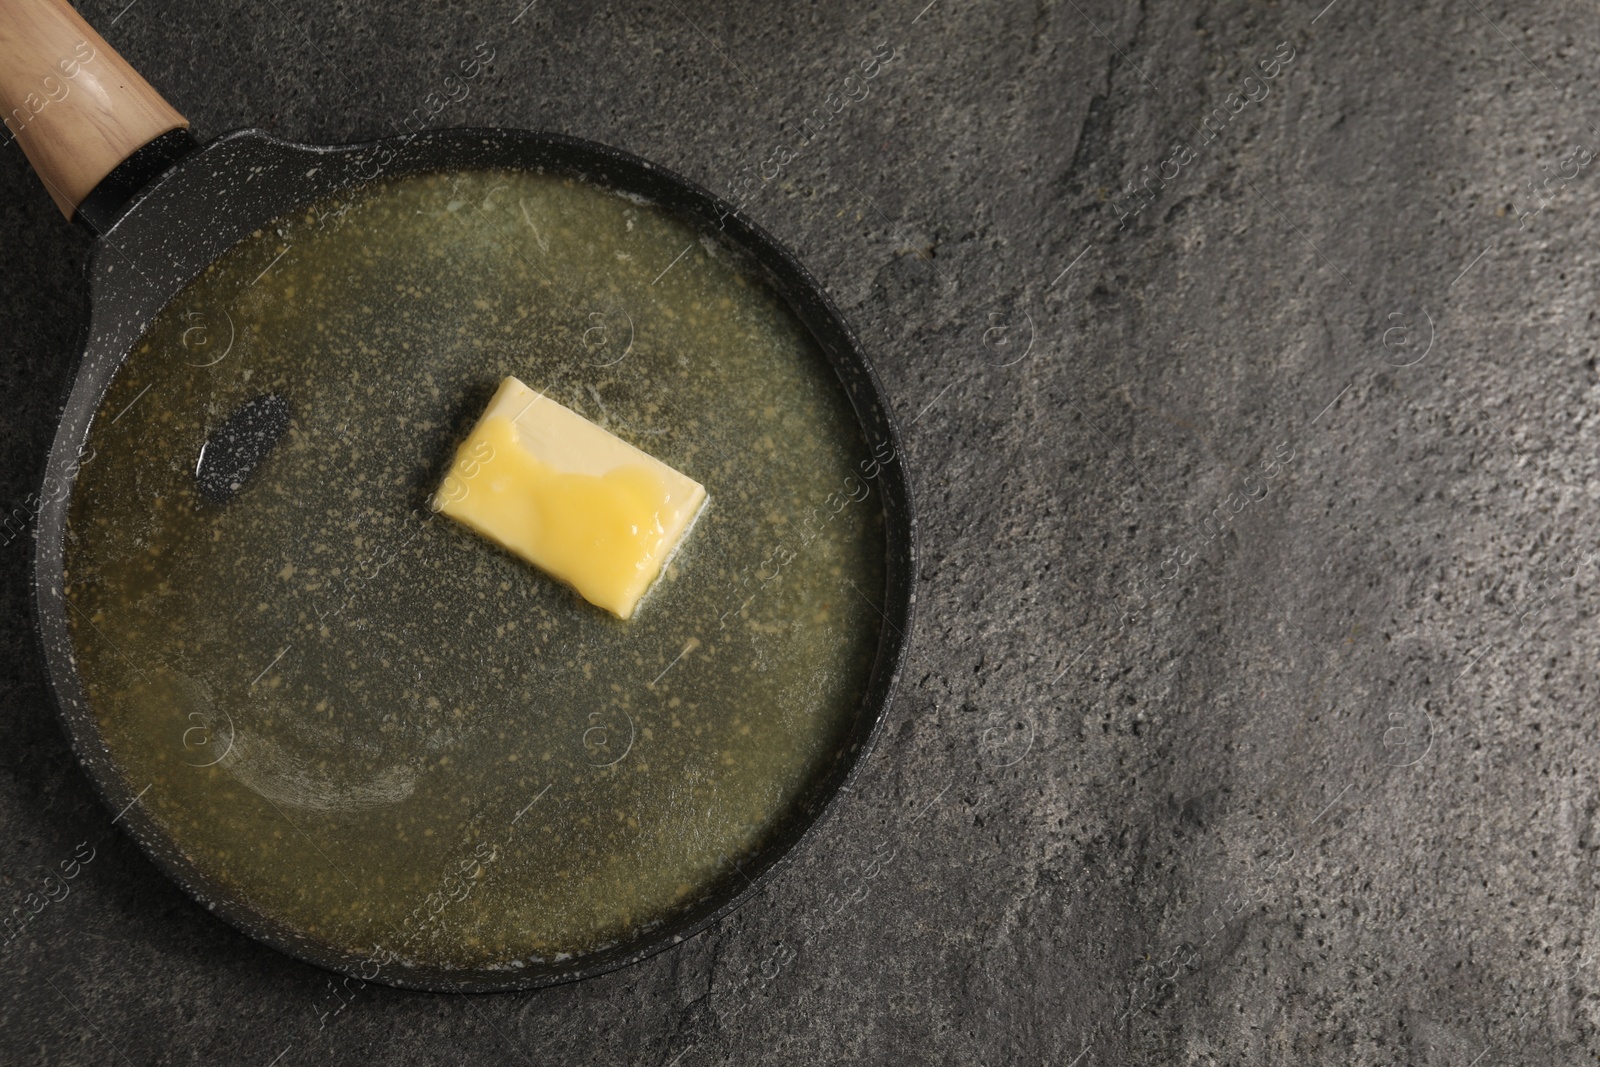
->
31 125 917 993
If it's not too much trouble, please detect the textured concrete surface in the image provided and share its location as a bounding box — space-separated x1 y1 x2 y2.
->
4 0 1599 1063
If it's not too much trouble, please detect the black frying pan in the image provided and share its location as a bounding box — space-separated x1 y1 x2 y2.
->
7 0 914 991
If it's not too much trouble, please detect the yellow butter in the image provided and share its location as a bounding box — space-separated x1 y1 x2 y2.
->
433 377 707 619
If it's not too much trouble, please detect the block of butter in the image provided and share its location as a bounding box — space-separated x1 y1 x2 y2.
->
433 377 707 619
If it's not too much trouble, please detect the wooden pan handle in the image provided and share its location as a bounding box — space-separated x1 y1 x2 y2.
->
0 0 188 219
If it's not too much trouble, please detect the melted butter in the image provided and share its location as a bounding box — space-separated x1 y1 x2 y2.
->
438 414 686 618
62 170 886 969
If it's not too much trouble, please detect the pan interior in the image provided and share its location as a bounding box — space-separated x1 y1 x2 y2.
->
61 168 888 973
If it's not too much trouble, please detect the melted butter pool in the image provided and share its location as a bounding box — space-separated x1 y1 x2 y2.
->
63 170 887 970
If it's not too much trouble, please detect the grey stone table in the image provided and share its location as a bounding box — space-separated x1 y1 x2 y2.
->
1 0 1593 1063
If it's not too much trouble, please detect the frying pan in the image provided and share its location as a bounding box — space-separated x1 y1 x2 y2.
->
4 0 914 991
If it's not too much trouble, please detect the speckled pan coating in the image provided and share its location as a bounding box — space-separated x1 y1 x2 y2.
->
30 128 915 992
